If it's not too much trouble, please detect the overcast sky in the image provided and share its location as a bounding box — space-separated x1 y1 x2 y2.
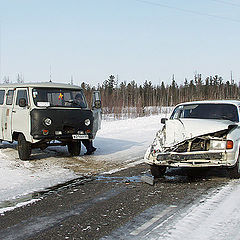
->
0 0 240 87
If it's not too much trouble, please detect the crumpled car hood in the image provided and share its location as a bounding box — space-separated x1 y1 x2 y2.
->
164 118 235 147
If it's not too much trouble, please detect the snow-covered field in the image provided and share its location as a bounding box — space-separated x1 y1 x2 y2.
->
0 115 166 212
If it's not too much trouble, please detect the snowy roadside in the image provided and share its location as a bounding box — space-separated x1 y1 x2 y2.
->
0 114 166 212
151 179 240 240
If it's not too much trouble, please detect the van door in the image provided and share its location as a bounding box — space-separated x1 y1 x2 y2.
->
3 89 15 141
12 88 30 141
0 89 6 140
92 91 102 138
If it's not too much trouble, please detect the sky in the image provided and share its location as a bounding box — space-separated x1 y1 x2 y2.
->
0 0 240 87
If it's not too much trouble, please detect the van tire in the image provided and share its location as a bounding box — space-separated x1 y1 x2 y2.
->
229 154 240 179
68 141 81 156
18 134 31 160
150 164 166 178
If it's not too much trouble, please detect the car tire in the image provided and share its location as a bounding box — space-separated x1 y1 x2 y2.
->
18 134 32 160
150 164 166 178
229 154 240 179
67 141 81 156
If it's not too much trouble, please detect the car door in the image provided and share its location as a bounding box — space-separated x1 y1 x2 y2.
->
11 88 30 141
92 91 102 138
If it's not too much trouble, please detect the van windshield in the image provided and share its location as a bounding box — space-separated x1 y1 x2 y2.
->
32 88 87 108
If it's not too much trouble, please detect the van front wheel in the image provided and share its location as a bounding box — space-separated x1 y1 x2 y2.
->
67 141 81 156
18 134 31 160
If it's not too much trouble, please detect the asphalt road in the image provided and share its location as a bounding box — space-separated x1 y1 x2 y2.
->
0 163 230 240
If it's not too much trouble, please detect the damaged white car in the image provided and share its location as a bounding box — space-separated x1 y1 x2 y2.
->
145 100 240 178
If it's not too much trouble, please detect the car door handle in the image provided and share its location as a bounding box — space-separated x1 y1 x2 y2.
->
12 110 16 113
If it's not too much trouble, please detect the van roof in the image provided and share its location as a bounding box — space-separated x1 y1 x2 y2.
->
0 82 82 89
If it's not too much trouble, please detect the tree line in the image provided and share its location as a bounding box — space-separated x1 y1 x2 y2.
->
82 74 240 119
3 73 239 118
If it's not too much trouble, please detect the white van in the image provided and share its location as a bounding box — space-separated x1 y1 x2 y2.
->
0 82 101 160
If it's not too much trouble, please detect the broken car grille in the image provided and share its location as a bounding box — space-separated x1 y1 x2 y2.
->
174 138 209 153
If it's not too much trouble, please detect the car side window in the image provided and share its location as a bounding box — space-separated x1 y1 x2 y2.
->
6 90 14 105
16 90 28 105
0 90 5 105
171 106 181 119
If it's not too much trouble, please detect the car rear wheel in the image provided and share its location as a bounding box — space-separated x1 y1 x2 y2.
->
229 154 240 179
67 141 81 156
150 164 166 178
18 134 32 160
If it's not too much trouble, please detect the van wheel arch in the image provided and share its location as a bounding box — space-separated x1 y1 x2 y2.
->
12 132 20 141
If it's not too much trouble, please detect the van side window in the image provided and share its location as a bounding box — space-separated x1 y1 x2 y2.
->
6 90 14 105
16 90 28 105
0 90 5 105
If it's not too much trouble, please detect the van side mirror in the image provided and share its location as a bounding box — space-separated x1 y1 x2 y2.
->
19 98 27 107
92 91 101 109
161 118 168 124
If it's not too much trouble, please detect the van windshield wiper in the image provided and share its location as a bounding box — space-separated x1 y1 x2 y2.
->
64 99 73 103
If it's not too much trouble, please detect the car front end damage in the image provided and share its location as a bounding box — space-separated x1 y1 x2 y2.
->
145 120 238 168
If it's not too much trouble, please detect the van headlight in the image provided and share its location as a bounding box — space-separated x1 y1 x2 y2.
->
85 119 91 126
209 140 226 150
43 118 52 126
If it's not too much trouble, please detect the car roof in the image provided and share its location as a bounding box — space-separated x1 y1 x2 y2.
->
176 100 240 107
0 82 82 89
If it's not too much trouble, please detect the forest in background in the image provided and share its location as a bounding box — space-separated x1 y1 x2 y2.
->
3 73 240 119
82 74 240 119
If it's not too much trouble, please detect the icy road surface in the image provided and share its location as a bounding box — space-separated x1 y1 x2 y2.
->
0 115 164 208
103 174 240 240
155 179 240 240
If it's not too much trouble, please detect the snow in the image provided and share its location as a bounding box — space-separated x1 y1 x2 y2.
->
151 179 240 240
0 115 165 212
1 112 240 239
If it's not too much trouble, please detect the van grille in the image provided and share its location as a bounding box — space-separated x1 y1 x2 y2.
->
63 126 76 134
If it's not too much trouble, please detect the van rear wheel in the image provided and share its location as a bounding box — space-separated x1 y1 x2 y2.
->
18 134 31 160
150 164 166 178
67 141 81 156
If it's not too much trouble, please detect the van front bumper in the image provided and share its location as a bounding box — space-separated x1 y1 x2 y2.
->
32 133 93 141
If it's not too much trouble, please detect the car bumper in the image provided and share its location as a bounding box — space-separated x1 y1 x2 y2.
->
146 150 237 168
